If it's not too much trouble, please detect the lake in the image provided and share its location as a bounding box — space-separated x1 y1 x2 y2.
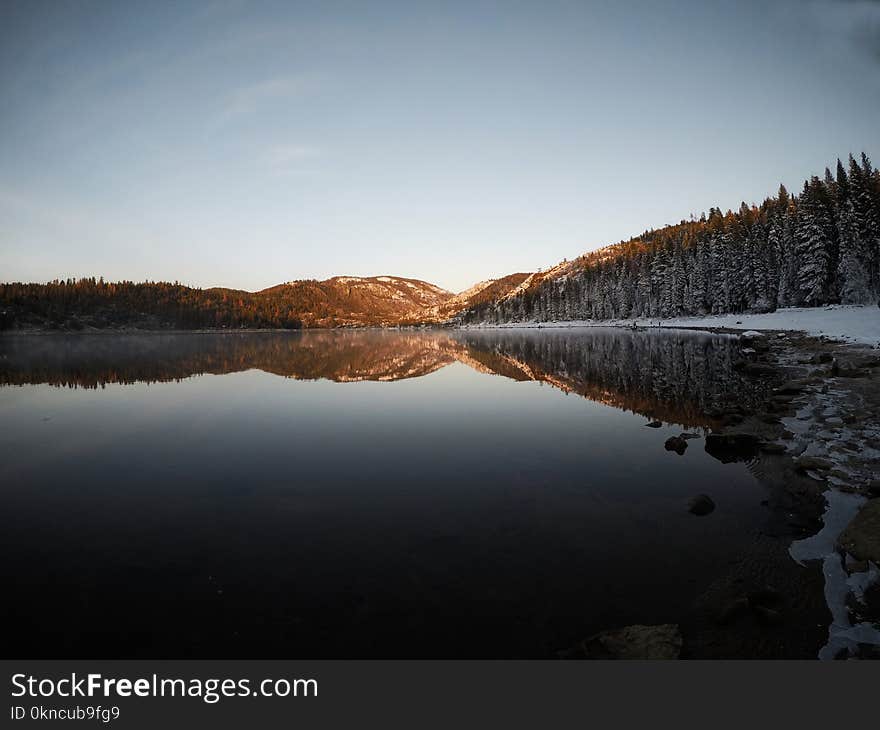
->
0 328 774 658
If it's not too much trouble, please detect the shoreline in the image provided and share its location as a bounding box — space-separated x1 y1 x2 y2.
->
669 329 880 658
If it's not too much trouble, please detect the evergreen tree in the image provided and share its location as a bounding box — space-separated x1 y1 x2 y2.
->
795 178 834 305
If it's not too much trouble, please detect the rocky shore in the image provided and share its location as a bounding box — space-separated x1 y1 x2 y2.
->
564 327 880 659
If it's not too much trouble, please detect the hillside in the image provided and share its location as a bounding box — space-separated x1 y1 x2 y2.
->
0 271 538 331
0 273 534 331
456 153 880 325
259 276 454 328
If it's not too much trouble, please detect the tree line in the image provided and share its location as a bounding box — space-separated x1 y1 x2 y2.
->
459 153 880 323
0 279 303 330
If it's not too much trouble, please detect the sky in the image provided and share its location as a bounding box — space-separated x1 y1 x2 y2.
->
1 0 879 293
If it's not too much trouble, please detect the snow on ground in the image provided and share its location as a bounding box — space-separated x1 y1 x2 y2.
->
789 490 880 660
463 305 880 347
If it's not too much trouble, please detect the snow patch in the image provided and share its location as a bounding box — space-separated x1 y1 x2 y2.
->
789 490 880 659
461 305 880 346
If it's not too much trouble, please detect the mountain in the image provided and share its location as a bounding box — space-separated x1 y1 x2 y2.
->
432 273 532 318
257 273 534 327
259 275 454 327
0 273 532 331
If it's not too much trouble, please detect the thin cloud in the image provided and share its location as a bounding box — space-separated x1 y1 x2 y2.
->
262 144 324 174
217 74 321 124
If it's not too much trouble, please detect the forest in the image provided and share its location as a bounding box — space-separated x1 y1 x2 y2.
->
458 153 880 324
0 279 303 331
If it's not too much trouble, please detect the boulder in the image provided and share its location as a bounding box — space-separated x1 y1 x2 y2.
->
838 499 880 564
646 420 663 428
794 455 832 472
687 494 715 516
831 359 868 378
705 432 761 462
760 442 787 454
665 436 688 455
579 624 682 660
852 355 880 369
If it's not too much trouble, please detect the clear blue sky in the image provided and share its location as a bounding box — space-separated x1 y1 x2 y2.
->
1 0 879 293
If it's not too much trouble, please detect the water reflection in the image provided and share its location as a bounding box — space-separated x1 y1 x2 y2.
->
0 328 759 427
0 328 773 658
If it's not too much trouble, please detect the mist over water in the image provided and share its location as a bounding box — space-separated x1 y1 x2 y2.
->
1 329 769 657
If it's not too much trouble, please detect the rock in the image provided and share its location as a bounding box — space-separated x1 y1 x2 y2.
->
744 362 776 376
680 432 701 440
770 394 795 403
776 381 806 395
838 499 880 564
867 481 880 498
811 352 834 364
794 455 832 472
665 436 688 455
579 624 682 660
845 559 869 575
853 355 880 369
833 361 868 378
687 494 715 516
825 416 844 426
760 442 787 454
705 432 761 462
646 420 663 428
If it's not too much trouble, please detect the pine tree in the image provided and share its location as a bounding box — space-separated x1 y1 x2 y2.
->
834 159 871 303
795 178 834 305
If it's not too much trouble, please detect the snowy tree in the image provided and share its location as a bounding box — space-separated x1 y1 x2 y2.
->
796 178 834 305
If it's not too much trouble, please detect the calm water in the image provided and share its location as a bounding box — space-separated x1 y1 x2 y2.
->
1 329 771 658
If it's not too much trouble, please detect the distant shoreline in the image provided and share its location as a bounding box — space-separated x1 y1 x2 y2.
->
3 304 878 350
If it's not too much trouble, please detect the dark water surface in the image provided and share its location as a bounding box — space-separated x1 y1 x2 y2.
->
1 329 772 657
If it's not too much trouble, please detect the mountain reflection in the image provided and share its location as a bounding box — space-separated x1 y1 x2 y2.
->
0 329 758 427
